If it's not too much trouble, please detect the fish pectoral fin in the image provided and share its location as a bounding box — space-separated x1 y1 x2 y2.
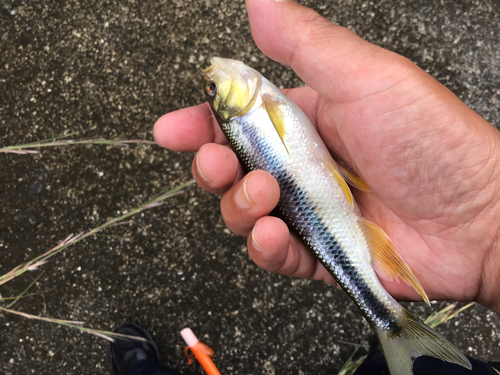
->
362 218 430 306
262 94 289 154
325 161 354 206
338 165 371 192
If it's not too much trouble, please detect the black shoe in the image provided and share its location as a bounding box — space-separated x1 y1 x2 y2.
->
361 335 384 364
110 323 162 375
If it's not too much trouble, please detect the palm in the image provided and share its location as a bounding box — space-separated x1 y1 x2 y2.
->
156 0 500 312
303 61 497 303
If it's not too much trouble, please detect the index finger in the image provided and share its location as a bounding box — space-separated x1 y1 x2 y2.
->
153 102 227 152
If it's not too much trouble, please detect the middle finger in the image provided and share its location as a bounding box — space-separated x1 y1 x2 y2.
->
220 170 280 236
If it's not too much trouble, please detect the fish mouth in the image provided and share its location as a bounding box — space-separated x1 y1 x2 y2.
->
200 57 263 119
201 60 215 77
200 57 227 83
199 69 210 83
200 66 213 83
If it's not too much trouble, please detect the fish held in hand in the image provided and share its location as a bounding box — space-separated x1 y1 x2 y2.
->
201 57 471 375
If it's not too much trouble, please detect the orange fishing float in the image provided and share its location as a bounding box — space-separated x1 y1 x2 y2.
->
181 328 221 375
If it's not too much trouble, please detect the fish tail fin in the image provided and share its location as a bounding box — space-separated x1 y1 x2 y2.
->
374 309 471 375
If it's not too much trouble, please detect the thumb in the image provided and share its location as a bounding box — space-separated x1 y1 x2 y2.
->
245 0 409 104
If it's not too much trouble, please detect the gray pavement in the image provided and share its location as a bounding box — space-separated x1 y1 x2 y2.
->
1 0 499 374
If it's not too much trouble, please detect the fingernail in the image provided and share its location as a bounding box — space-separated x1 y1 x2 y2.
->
234 177 255 209
251 225 264 252
194 154 212 183
273 0 290 2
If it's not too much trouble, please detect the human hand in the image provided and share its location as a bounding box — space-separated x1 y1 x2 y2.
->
154 0 500 313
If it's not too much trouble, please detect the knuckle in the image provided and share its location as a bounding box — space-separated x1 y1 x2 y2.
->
290 10 342 68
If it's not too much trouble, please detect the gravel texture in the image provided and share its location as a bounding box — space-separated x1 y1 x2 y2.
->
0 0 499 374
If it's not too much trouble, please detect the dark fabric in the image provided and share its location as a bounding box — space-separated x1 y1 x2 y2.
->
126 360 182 375
354 355 498 375
489 362 500 372
110 323 165 375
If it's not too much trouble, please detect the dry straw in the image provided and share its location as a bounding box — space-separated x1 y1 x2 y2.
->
1 132 194 341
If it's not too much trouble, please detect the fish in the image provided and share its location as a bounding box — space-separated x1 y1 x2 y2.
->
200 57 472 375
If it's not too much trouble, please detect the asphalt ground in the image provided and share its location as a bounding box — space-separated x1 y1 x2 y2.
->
1 0 499 374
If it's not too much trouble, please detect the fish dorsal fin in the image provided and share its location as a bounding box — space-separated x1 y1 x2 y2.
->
325 161 354 206
262 94 289 154
338 165 371 192
362 218 430 306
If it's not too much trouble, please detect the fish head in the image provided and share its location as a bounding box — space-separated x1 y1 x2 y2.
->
201 57 262 121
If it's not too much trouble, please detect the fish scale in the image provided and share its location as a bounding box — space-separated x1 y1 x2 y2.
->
202 57 471 375
225 104 398 329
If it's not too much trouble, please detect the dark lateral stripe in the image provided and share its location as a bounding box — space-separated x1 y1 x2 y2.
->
227 117 395 326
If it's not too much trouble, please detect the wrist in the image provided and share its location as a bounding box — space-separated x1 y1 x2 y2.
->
475 120 500 314
478 237 500 314
477 215 500 314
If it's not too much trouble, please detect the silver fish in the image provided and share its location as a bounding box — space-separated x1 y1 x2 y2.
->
201 57 471 375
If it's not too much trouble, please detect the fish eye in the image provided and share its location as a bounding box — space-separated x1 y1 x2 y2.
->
206 82 217 98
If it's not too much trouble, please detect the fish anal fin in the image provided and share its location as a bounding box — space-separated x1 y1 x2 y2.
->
338 165 371 192
262 94 289 154
325 162 354 206
362 218 430 306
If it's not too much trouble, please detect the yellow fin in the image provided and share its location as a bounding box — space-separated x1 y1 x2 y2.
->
325 162 354 206
262 94 289 154
362 218 430 306
338 165 371 192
